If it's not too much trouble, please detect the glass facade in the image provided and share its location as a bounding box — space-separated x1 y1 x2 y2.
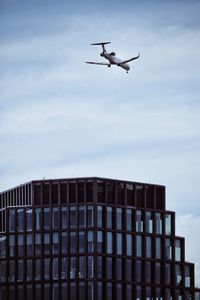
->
0 177 198 300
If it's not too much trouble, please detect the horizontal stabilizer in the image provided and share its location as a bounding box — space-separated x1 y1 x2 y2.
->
91 42 111 46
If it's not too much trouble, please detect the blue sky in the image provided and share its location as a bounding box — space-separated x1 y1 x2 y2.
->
1 0 200 285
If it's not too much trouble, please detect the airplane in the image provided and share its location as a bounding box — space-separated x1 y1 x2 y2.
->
85 42 140 73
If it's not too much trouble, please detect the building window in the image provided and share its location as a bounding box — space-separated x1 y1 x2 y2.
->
126 209 132 231
26 285 33 300
52 232 59 254
107 282 112 299
61 207 68 229
44 233 50 255
18 259 23 282
88 281 94 300
87 205 94 227
0 260 6 282
61 257 68 279
70 232 77 254
146 261 151 283
35 233 41 256
79 206 86 228
70 206 77 228
9 209 15 232
165 214 171 235
27 259 32 281
107 232 113 254
107 257 112 279
165 239 172 260
70 283 76 300
88 231 94 253
97 206 103 227
116 283 122 300
117 208 122 230
117 233 123 255
155 237 161 259
155 262 161 284
165 263 171 285
88 256 94 278
9 235 15 257
175 240 181 261
136 260 141 282
35 208 41 231
97 256 102 279
43 208 50 230
107 207 113 229
97 282 103 300
145 211 153 233
44 258 50 280
26 233 33 256
26 208 32 231
79 256 86 278
18 234 24 257
17 209 24 232
53 257 59 280
35 259 41 281
97 231 103 253
146 236 152 258
146 286 152 300
136 210 143 232
136 285 142 300
79 282 86 300
126 234 132 256
116 258 122 280
53 283 59 300
155 212 162 235
136 235 142 257
61 283 67 300
79 231 86 253
70 256 76 279
185 265 191 288
126 284 132 300
44 283 50 299
52 207 59 230
175 264 182 286
126 259 132 281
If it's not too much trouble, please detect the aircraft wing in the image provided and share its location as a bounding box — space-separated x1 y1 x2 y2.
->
120 53 140 65
85 61 110 66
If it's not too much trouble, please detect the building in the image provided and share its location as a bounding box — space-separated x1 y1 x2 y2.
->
0 177 199 300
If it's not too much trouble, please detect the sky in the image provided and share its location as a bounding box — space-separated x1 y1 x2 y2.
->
0 0 200 286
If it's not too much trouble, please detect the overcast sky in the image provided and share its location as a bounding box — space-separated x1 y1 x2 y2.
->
1 0 200 286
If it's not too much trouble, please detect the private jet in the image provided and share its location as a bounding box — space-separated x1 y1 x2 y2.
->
85 42 140 73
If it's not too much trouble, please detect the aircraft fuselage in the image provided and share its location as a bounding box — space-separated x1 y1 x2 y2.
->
103 52 130 72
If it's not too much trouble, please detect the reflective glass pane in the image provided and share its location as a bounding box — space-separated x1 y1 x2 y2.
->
35 234 41 256
70 206 77 228
53 283 59 300
88 231 94 253
107 232 113 254
146 261 151 283
79 231 85 253
126 234 132 256
126 209 132 231
26 209 32 231
17 209 24 232
79 206 86 228
136 235 142 257
136 210 143 232
126 259 132 281
136 260 141 282
126 284 132 300
185 265 190 288
70 232 76 254
61 232 67 254
79 256 86 278
44 233 50 255
61 207 68 229
107 257 112 279
44 284 50 299
97 206 103 227
116 258 122 280
61 283 68 300
79 282 86 300
165 239 172 260
8 260 15 282
26 233 33 256
117 233 122 255
165 263 170 285
44 258 50 280
107 283 112 299
156 213 162 234
35 208 41 230
117 208 122 230
175 240 181 261
87 206 94 227
9 209 15 232
97 231 103 253
165 214 171 235
43 208 50 230
97 282 103 300
53 258 59 280
146 211 153 233
9 235 15 257
155 262 161 284
70 257 76 279
18 234 23 256
35 259 41 280
107 207 113 229
97 256 102 279
88 282 94 300
116 283 122 300
61 257 68 279
52 207 59 230
175 264 182 285
88 256 94 278
155 237 161 259
27 259 32 281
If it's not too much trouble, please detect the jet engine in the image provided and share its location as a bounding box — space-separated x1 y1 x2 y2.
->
110 52 116 56
100 52 104 57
